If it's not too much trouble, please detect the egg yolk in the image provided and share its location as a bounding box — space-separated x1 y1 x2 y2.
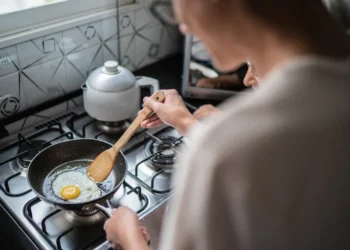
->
61 185 80 200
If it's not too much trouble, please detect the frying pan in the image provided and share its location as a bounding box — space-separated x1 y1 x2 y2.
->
27 139 127 212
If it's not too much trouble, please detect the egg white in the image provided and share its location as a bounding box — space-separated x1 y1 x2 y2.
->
52 171 101 202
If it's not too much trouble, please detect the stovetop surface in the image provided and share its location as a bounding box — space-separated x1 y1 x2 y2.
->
0 106 183 250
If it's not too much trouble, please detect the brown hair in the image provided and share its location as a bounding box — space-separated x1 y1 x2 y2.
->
242 0 328 30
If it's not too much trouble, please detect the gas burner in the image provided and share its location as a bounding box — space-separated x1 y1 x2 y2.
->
96 121 129 134
145 136 182 170
16 140 50 169
64 210 106 225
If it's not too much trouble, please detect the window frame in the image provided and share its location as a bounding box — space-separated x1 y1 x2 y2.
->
0 0 136 38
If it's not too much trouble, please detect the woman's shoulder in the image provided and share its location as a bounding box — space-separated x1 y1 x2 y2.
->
185 92 280 170
186 54 350 169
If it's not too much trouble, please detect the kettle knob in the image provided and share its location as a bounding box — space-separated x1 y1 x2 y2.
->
103 61 119 74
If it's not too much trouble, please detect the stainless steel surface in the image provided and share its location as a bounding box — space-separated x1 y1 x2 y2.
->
64 210 106 225
96 121 129 134
0 103 180 250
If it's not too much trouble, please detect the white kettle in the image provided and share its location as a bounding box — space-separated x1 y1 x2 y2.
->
82 61 159 122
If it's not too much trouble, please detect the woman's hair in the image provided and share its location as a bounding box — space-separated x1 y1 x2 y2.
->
234 0 350 40
322 0 350 29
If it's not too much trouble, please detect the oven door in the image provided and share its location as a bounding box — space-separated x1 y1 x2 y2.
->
0 203 39 250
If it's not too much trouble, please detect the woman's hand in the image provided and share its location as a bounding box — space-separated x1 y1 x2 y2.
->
104 207 150 250
141 89 197 135
193 104 218 120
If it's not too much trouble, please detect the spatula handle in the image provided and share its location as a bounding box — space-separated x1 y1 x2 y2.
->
112 91 165 152
139 91 165 118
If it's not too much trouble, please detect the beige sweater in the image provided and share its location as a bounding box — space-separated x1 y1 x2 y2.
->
158 56 350 250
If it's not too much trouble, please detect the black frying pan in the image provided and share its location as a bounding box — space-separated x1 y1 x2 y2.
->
27 139 127 212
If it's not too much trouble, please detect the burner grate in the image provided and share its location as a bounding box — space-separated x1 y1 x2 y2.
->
0 123 73 197
125 127 184 194
23 181 149 250
67 112 135 139
67 112 147 148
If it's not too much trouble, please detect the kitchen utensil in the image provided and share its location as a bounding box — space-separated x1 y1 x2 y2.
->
27 139 127 212
87 91 165 182
82 61 159 122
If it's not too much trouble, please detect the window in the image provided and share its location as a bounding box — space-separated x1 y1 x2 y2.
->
0 0 135 38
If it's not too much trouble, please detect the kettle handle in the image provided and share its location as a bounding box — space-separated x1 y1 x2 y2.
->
136 76 159 94
81 83 87 90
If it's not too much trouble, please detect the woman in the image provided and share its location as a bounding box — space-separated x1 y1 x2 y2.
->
104 0 350 249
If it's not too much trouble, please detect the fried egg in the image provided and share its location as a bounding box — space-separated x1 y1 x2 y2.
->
52 171 101 202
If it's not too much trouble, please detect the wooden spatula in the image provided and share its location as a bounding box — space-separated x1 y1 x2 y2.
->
87 90 165 182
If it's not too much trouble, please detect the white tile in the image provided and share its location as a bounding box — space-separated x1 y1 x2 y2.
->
79 20 103 40
61 27 88 55
17 40 45 69
23 58 65 99
0 45 19 77
135 25 163 69
119 11 136 37
63 58 86 93
72 21 103 53
21 65 54 109
135 8 160 31
67 44 103 78
0 72 20 97
101 11 135 41
17 31 63 70
105 34 136 70
159 25 181 58
102 45 118 63
0 72 23 119
101 17 118 41
30 31 64 67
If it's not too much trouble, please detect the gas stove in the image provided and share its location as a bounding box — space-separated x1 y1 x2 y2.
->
0 104 184 250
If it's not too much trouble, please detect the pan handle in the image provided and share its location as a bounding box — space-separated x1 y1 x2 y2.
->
95 201 152 249
95 200 113 217
95 201 126 250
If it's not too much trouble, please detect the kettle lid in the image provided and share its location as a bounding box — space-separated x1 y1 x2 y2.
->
86 61 136 92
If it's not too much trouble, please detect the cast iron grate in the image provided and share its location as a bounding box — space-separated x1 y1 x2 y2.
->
23 181 149 250
0 123 73 197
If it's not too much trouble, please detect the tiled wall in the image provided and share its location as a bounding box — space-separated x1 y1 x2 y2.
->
0 2 180 122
